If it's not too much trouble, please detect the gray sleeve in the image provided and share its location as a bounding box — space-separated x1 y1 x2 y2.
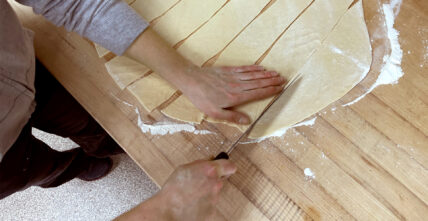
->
17 0 149 55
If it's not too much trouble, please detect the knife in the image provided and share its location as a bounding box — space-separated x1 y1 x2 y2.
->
213 73 302 160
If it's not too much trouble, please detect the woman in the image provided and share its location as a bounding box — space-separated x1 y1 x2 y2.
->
0 0 285 219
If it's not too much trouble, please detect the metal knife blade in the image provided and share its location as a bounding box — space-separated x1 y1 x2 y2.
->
215 73 302 159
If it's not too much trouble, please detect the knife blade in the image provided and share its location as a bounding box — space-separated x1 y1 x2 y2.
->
214 73 302 160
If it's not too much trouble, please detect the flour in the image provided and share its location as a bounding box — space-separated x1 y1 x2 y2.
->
344 0 404 106
304 168 316 179
135 108 213 136
330 46 370 72
240 117 317 144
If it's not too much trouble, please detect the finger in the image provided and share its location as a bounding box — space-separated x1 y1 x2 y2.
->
238 86 284 103
235 71 279 81
240 76 286 91
211 180 224 204
206 108 250 125
221 65 265 73
212 159 237 177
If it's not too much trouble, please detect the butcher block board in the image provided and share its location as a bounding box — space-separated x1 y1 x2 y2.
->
11 0 427 220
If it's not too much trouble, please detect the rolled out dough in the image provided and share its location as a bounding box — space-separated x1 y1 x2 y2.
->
130 0 179 21
249 0 371 138
108 0 372 139
207 0 354 130
177 0 271 66
161 95 205 123
108 0 228 110
94 43 110 57
105 56 149 90
153 0 227 46
128 73 177 112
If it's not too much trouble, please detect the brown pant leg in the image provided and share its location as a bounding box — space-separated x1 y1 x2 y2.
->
0 60 122 199
31 60 123 158
0 124 88 200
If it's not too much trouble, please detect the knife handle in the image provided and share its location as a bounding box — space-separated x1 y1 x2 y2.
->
213 152 229 160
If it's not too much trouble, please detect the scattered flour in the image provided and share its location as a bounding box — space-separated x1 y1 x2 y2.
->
304 168 316 179
135 108 213 136
344 0 404 106
330 46 370 72
240 117 317 144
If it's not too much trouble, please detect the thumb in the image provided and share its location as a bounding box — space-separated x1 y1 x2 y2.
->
213 159 237 177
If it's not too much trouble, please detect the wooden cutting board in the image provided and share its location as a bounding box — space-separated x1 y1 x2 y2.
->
11 0 427 220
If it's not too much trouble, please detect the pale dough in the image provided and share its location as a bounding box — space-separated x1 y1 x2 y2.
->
109 0 227 111
161 95 205 123
209 0 357 134
153 0 227 46
128 73 177 112
108 0 372 139
213 0 312 66
249 1 371 138
205 0 313 126
130 0 179 21
159 0 273 122
94 43 110 57
105 56 149 90
177 0 271 66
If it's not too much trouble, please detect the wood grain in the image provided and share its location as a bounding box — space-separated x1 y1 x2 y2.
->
11 0 428 220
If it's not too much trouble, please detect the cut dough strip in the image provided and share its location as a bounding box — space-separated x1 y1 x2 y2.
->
110 0 228 111
130 0 179 21
153 0 228 46
94 43 110 57
214 0 313 66
249 1 371 138
161 95 205 123
205 0 313 127
209 0 355 134
105 56 150 90
162 0 272 122
128 73 177 112
177 0 271 66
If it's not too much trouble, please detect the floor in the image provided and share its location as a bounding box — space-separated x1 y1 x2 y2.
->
0 128 159 221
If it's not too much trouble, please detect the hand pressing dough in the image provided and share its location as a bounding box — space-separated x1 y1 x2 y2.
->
105 56 149 90
249 1 371 138
109 0 372 140
130 0 179 21
128 73 177 112
205 0 312 126
209 0 357 134
109 0 227 112
161 95 205 123
158 0 272 122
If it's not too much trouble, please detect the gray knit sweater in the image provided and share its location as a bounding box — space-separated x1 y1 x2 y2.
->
0 0 148 162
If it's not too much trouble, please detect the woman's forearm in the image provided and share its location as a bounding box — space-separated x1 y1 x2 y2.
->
124 28 195 90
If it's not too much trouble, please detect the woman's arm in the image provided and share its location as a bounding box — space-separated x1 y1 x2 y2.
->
125 28 286 124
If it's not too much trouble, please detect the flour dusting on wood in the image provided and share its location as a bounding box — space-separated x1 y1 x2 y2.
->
240 117 317 144
344 0 404 106
135 108 213 135
304 168 316 180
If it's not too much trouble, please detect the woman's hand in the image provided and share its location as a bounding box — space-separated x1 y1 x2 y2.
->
116 160 237 221
126 28 285 124
177 65 286 124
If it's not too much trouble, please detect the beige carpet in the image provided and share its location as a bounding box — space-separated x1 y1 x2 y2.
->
0 128 159 221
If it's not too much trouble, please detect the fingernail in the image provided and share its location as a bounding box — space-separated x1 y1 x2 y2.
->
256 65 265 70
239 117 250 124
271 71 279 76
